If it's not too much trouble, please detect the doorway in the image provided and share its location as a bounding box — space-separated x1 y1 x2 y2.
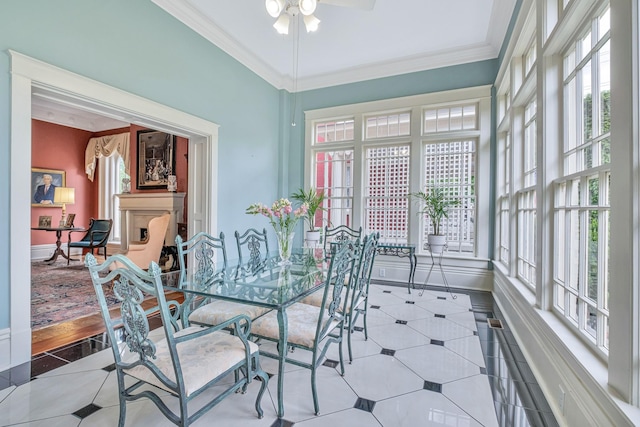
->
9 50 219 369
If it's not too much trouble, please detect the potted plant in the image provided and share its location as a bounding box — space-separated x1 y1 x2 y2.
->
410 187 459 253
291 187 326 247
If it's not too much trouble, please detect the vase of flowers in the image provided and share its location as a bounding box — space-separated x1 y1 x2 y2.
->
246 198 308 265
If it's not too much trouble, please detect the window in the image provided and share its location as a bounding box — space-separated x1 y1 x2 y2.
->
363 145 410 243
497 132 511 266
306 89 490 257
421 140 476 253
554 6 610 352
98 154 128 244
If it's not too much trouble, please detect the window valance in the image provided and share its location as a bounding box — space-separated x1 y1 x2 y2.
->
85 132 130 182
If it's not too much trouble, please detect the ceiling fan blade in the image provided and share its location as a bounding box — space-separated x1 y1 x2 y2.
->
319 0 376 10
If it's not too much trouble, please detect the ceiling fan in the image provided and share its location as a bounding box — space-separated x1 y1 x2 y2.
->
266 0 376 34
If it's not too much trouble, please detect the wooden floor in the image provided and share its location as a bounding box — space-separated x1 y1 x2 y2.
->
31 291 184 356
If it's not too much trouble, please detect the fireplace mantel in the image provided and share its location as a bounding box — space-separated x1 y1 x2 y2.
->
117 193 185 250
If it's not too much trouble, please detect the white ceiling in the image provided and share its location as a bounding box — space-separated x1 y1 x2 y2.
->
152 0 515 92
32 0 515 132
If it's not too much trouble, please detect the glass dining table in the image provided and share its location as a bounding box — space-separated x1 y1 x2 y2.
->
161 248 328 418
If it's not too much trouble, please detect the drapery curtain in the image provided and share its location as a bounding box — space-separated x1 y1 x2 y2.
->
85 132 130 182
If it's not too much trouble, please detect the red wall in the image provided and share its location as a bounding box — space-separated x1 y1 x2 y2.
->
31 120 189 246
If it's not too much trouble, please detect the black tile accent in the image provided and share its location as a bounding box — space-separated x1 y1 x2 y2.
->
30 354 68 378
102 363 116 372
354 397 376 412
434 314 446 319
72 403 102 419
405 301 415 304
381 348 396 356
323 359 339 368
354 326 364 332
473 331 478 336
430 339 445 346
423 380 442 393
480 367 487 375
383 290 392 293
395 320 407 325
270 418 295 427
370 305 381 309
437 296 447 300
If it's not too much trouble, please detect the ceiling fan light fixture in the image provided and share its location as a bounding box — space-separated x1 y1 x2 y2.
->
265 0 285 18
273 13 290 34
303 14 321 32
299 0 317 16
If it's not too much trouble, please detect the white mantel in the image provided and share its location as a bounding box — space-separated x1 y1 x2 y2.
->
117 193 185 250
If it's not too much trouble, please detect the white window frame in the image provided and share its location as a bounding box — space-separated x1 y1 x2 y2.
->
304 86 492 261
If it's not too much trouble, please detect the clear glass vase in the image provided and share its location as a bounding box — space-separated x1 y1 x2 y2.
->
277 231 295 266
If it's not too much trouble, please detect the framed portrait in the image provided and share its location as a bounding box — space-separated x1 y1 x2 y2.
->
31 167 66 207
38 215 52 228
136 129 176 190
65 213 76 228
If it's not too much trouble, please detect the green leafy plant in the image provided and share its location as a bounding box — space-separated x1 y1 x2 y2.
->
291 187 326 231
409 187 459 236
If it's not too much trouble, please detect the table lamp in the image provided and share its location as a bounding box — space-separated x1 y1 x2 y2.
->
54 187 75 227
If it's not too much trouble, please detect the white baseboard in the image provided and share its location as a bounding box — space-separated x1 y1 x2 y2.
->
0 328 10 372
31 244 88 261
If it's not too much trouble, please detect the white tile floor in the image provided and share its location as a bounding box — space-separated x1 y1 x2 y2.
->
0 284 542 426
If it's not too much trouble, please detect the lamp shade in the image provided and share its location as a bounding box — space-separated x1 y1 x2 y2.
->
265 0 285 18
54 187 75 205
303 14 321 32
273 13 290 34
299 0 317 15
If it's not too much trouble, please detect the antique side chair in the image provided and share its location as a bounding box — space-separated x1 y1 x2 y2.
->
67 218 112 264
85 253 269 427
323 225 362 260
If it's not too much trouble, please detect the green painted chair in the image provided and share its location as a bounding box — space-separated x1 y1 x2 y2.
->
301 232 380 362
85 252 269 427
250 240 359 415
176 232 269 328
234 227 270 276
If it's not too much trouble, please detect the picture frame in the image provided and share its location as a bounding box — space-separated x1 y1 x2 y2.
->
38 215 52 228
65 213 76 228
31 167 66 207
136 129 176 190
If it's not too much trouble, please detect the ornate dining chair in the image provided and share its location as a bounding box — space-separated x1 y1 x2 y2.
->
250 240 358 416
67 218 112 264
85 253 269 427
234 228 270 276
323 225 362 260
176 232 270 328
301 233 380 362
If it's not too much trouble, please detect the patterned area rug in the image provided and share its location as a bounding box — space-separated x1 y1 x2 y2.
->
31 259 117 330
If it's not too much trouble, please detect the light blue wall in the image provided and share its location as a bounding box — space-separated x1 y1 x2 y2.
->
0 0 283 329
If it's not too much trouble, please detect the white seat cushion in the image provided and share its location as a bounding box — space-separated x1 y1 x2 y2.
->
251 303 340 348
300 286 351 313
123 326 259 397
188 300 270 326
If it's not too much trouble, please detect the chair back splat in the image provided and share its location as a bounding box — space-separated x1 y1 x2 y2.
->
85 253 268 426
235 228 269 276
323 225 362 260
